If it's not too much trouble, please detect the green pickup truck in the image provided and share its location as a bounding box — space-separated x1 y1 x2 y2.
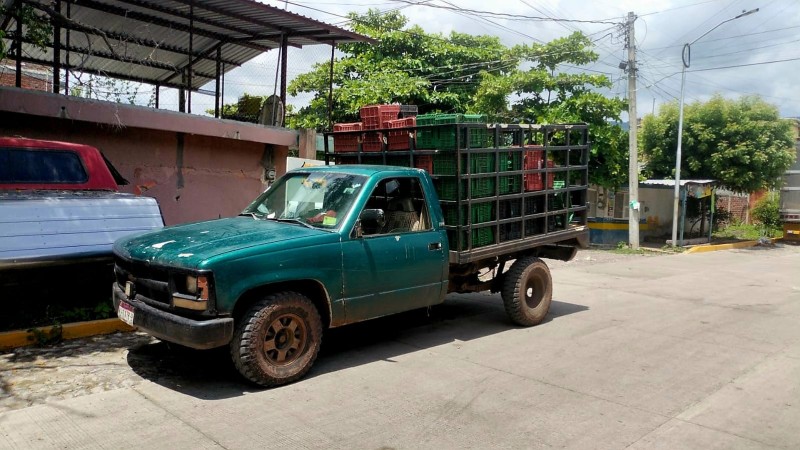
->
113 123 589 387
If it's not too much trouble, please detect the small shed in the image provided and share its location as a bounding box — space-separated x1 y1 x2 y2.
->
639 179 717 246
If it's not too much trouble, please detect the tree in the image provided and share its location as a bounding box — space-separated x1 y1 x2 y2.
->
471 32 629 188
287 9 511 130
0 4 52 60
640 95 795 193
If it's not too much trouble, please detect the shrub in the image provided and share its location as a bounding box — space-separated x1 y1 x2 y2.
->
752 193 781 231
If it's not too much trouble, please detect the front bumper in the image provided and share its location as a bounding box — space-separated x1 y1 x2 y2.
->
112 283 233 350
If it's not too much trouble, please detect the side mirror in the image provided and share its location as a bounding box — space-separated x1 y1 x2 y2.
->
357 208 385 237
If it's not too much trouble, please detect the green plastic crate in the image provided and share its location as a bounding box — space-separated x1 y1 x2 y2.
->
447 227 495 250
438 127 489 150
433 154 458 175
472 227 494 247
434 114 486 124
437 178 496 200
469 177 496 198
435 178 460 201
415 113 438 126
470 203 493 224
467 152 495 173
499 151 522 171
442 203 492 225
499 175 522 194
415 114 439 150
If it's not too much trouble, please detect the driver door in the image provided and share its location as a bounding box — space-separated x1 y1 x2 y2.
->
341 176 446 323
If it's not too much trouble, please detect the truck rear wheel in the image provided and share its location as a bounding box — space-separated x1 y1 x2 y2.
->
501 256 552 326
230 292 322 387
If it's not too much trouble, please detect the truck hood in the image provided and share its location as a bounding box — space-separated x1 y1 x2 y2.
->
113 217 333 268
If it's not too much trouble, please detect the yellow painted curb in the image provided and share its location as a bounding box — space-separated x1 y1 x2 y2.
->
0 318 135 351
685 238 778 254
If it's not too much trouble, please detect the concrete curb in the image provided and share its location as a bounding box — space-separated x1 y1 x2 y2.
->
685 238 777 254
0 318 134 351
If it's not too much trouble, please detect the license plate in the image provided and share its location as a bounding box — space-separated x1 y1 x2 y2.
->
118 301 135 326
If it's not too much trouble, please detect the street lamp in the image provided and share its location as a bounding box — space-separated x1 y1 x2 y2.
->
671 8 759 246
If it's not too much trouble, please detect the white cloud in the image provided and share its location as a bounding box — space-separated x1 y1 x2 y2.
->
201 0 800 118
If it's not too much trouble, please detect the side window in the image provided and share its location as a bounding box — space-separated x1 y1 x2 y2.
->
361 177 432 236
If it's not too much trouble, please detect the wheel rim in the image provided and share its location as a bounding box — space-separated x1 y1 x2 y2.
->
263 313 307 365
523 269 545 310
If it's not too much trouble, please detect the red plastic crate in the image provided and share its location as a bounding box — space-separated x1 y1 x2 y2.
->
360 104 401 130
524 160 555 191
524 146 544 170
414 155 433 173
387 117 416 151
332 122 362 153
333 122 363 132
362 132 383 152
524 173 543 191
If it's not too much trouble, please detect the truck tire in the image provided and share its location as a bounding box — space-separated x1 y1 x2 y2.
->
230 292 322 387
501 256 552 327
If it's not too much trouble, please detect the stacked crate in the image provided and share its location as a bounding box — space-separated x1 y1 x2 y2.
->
332 122 362 153
387 117 416 151
325 116 590 254
360 104 400 152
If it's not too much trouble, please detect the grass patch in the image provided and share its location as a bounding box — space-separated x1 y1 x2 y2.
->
713 223 782 241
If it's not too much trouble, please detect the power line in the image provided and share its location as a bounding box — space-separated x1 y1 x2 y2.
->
386 0 619 24
689 56 800 72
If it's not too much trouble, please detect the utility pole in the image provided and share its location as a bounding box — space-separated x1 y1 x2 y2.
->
626 11 640 249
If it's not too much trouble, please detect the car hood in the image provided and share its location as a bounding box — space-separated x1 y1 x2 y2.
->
113 217 333 268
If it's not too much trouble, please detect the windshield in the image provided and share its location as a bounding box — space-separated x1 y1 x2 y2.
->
242 172 367 229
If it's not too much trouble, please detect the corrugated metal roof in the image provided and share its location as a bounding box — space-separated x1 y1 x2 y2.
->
1 0 372 90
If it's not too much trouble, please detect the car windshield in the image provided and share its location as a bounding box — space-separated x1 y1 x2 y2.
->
241 172 367 230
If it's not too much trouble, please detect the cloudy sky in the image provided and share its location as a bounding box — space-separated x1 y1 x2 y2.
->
191 0 800 120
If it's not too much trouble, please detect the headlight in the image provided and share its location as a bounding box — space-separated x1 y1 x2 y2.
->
173 274 211 311
186 275 198 294
184 274 209 300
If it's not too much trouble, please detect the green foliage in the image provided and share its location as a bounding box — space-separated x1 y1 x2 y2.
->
713 222 782 241
27 323 63 346
0 5 52 60
640 95 795 193
287 11 627 188
752 192 781 230
287 9 510 130
471 32 629 188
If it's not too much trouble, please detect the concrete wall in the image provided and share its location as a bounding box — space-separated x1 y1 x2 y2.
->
638 188 674 237
1 112 288 225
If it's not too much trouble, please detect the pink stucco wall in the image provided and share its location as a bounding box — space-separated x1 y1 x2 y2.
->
1 112 289 225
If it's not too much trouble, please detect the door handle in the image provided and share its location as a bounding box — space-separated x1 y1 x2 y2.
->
428 242 442 251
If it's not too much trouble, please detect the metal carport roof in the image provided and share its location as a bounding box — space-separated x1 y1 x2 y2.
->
1 0 372 91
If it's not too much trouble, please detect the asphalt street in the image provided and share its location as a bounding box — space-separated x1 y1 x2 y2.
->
1 245 798 449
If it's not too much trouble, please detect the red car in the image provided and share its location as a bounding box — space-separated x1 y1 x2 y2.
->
0 137 121 191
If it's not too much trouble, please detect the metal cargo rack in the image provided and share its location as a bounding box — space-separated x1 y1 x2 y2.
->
323 123 590 265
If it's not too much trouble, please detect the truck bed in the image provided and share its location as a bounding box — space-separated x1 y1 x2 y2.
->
325 122 590 264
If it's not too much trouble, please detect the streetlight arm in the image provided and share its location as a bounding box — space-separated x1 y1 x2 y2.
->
690 8 759 45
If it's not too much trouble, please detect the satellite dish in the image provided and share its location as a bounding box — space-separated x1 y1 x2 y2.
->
259 95 284 127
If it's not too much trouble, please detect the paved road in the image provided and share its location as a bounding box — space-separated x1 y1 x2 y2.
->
1 245 798 449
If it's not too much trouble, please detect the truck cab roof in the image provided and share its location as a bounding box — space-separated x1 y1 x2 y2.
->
0 137 121 191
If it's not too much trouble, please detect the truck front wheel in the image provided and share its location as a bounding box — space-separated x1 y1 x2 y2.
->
501 256 552 326
230 292 322 387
